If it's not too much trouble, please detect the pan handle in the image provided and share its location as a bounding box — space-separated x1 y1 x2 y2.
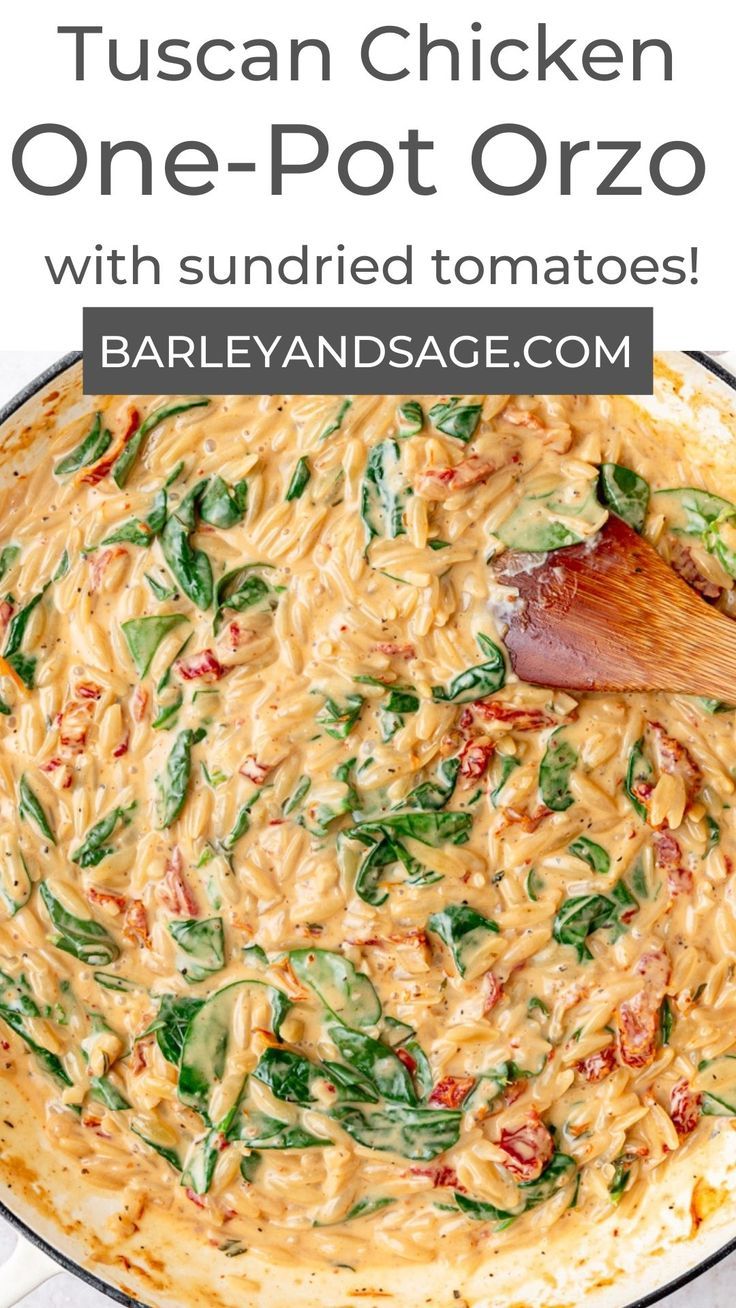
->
0 1234 60 1307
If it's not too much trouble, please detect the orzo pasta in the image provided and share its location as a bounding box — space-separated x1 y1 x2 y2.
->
0 387 735 1273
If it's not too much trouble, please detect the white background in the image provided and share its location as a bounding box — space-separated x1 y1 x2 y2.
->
0 0 734 350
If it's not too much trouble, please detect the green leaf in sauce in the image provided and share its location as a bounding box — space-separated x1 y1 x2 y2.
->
130 1124 182 1171
288 949 381 1028
39 883 119 966
55 412 112 477
102 489 168 548
319 398 352 440
316 693 364 741
0 999 71 1088
568 836 610 874
431 633 506 704
598 464 650 533
496 481 605 552
71 803 136 868
161 514 213 611
199 477 248 528
18 775 55 843
145 572 178 602
169 917 225 984
283 775 311 816
0 546 20 585
350 810 472 849
146 994 205 1065
427 903 500 977
402 757 460 811
539 729 578 811
651 486 736 580
112 400 210 488
490 755 519 806
706 815 721 852
396 400 424 437
3 585 50 688
89 1075 130 1111
330 1103 461 1161
122 614 189 678
525 867 544 902
235 1112 330 1150
285 457 311 501
553 889 638 962
155 727 206 828
329 1025 418 1105
625 737 653 821
0 844 32 916
213 564 277 635
428 398 482 443
698 1055 736 1116
178 980 291 1116
360 440 407 545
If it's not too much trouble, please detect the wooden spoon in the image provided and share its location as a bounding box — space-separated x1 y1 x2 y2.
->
493 513 736 697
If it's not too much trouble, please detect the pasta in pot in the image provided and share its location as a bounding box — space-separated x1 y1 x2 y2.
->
0 386 735 1273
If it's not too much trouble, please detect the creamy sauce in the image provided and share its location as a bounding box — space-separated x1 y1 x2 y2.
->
0 389 736 1278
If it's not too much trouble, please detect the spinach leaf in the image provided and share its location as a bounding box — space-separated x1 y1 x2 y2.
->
122 614 189 678
19 774 55 843
130 1124 182 1171
354 834 439 907
286 457 311 501
660 996 674 1045
155 727 205 828
452 1192 515 1226
0 546 20 585
71 803 136 868
316 693 364 740
568 836 610 875
431 633 506 704
317 1196 396 1226
145 571 178 602
0 696 9 717
214 564 276 635
331 1103 461 1161
178 980 291 1115
94 972 138 994
283 775 311 816
161 513 213 610
253 1048 319 1105
102 489 168 548
55 412 112 476
402 757 460 811
625 737 653 821
699 1055 736 1116
609 1157 634 1203
53 550 70 581
234 1112 330 1150
89 1075 130 1111
200 477 248 528
427 903 499 977
320 398 352 440
651 487 736 580
112 400 210 488
497 482 605 552
598 464 650 533
0 1002 71 1087
553 889 638 961
289 949 381 1028
397 400 424 437
329 1025 417 1105
539 729 578 811
428 398 482 443
361 440 407 545
0 845 31 916
3 585 50 688
39 883 119 966
706 816 721 852
182 1127 221 1195
146 994 205 1065
490 755 519 806
168 917 225 983
350 810 472 848
525 867 544 901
